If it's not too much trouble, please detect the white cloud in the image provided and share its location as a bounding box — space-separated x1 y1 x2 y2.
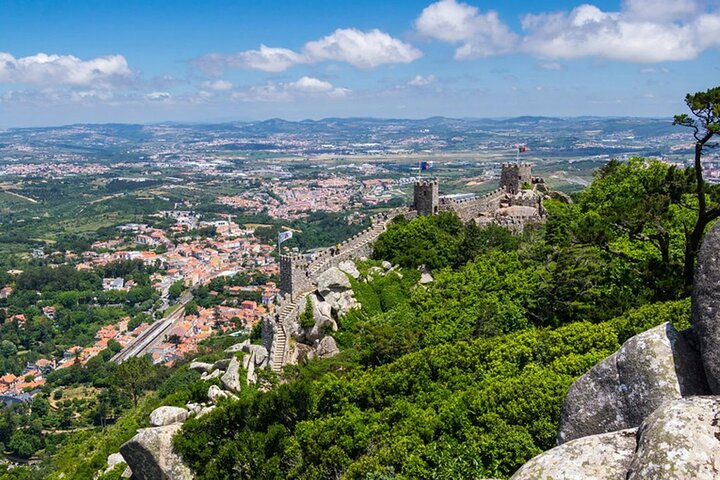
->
289 76 334 92
302 28 422 68
234 76 350 102
145 91 171 102
0 52 132 86
194 46 302 74
408 74 436 86
414 0 720 63
622 0 702 22
415 0 518 58
195 28 421 73
201 79 233 91
521 3 720 63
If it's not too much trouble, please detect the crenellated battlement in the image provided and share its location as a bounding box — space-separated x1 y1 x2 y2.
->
501 163 533 194
414 179 439 216
279 207 411 298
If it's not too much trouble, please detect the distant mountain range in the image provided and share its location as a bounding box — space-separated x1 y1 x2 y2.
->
0 116 690 159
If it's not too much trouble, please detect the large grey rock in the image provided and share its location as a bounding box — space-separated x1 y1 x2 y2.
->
316 336 340 358
381 261 392 270
220 356 241 393
336 290 357 315
246 351 256 384
693 221 720 394
312 296 333 322
213 358 231 370
308 317 337 343
322 290 357 317
558 322 708 443
628 397 720 479
149 406 189 427
200 369 222 381
511 429 637 480
316 267 351 295
338 260 360 279
242 343 268 367
188 361 212 373
224 339 250 355
119 424 194 480
207 385 236 403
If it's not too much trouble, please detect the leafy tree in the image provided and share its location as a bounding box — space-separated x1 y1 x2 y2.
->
107 339 122 354
373 213 464 269
168 281 184 301
674 86 720 287
9 431 40 459
185 301 199 316
112 356 155 406
0 340 17 358
300 297 315 329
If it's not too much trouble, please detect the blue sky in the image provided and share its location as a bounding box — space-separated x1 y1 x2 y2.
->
1 0 719 126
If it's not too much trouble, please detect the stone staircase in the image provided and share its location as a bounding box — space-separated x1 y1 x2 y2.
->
270 324 287 374
270 291 311 374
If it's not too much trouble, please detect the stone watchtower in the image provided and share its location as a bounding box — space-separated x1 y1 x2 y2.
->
414 179 439 216
279 254 312 299
501 163 532 194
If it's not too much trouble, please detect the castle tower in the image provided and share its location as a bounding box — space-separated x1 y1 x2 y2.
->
414 179 439 216
500 163 532 194
279 254 311 298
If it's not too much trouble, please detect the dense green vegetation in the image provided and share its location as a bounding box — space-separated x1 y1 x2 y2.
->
166 157 702 479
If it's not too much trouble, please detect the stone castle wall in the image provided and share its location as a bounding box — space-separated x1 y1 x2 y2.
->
279 207 410 299
500 163 532 193
439 188 506 222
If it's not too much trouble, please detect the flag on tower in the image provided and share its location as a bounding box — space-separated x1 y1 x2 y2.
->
518 145 527 153
420 161 432 171
278 230 293 245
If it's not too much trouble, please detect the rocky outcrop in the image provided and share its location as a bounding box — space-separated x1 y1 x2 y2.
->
120 424 194 480
188 361 212 373
316 267 351 295
511 429 637 480
628 397 720 479
558 322 708 443
242 343 269 367
200 369 222 381
224 339 249 354
150 406 189 427
220 356 241 393
510 227 720 478
213 358 231 370
515 397 720 480
316 336 339 358
693 221 720 394
338 260 360 279
207 385 231 403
